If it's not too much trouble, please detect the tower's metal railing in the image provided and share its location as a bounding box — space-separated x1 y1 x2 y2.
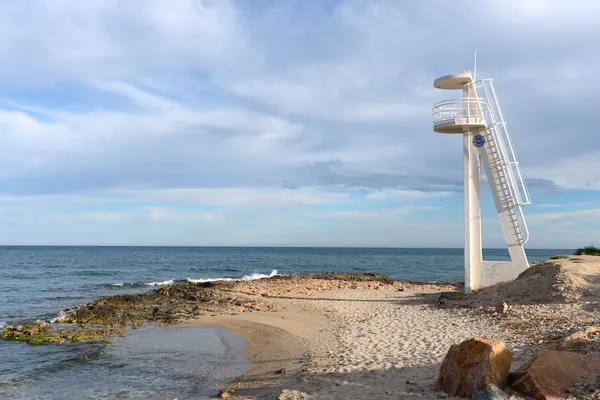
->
432 98 488 130
473 79 531 244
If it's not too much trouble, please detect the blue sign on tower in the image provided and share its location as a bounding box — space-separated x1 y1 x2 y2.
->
473 135 486 148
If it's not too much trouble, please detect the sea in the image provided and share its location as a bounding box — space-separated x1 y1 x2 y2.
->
0 246 569 399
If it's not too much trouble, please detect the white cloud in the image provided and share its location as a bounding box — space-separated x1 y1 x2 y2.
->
106 187 351 207
0 0 600 246
144 207 217 223
0 0 250 81
528 208 600 224
89 81 177 110
527 151 600 190
72 211 134 223
364 189 450 201
319 205 440 220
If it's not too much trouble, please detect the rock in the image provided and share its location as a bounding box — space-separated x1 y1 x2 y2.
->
279 389 309 400
508 350 600 400
439 291 465 301
435 338 512 398
550 326 600 350
495 302 510 314
26 335 65 345
471 383 512 399
217 388 233 398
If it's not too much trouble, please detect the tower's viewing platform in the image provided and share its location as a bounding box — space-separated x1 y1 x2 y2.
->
432 98 487 133
432 71 488 134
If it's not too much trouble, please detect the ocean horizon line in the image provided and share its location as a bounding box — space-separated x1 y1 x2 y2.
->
0 244 574 251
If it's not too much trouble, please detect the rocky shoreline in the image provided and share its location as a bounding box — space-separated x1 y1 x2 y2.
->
0 272 400 346
60 272 397 325
3 257 600 399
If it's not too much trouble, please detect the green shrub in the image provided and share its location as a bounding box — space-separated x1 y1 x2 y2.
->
574 245 600 256
549 255 569 260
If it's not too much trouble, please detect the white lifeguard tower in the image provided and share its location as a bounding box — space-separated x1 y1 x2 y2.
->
432 67 531 294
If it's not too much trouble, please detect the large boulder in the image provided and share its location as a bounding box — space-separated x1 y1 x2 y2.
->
509 350 600 400
435 338 512 398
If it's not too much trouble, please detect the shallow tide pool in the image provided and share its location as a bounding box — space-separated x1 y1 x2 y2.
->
0 325 251 400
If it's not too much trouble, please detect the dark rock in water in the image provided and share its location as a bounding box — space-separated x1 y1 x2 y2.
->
26 335 65 345
1 320 123 346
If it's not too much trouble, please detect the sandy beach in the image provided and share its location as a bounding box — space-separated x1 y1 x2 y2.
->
183 257 600 399
189 283 519 399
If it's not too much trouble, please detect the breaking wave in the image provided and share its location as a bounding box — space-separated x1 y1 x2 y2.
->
50 310 68 323
186 270 279 283
105 271 278 289
105 280 175 288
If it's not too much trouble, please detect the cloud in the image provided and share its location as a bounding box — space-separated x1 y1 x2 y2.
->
528 208 600 224
318 206 441 220
1 0 599 245
72 211 134 223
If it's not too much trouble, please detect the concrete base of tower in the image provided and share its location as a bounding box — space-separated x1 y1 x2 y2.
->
469 260 529 292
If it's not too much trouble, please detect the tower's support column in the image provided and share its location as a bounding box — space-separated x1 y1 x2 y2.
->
463 130 482 294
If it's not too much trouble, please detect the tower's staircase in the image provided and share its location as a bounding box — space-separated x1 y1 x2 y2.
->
472 79 531 245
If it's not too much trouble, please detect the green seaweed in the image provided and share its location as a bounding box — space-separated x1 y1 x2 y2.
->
1 322 125 346
26 336 65 345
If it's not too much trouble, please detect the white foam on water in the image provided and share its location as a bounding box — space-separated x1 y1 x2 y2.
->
50 310 68 323
187 269 279 283
110 283 124 287
241 269 279 280
186 277 235 283
145 280 174 287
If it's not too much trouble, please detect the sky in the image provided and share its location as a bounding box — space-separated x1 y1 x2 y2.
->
1 0 599 248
